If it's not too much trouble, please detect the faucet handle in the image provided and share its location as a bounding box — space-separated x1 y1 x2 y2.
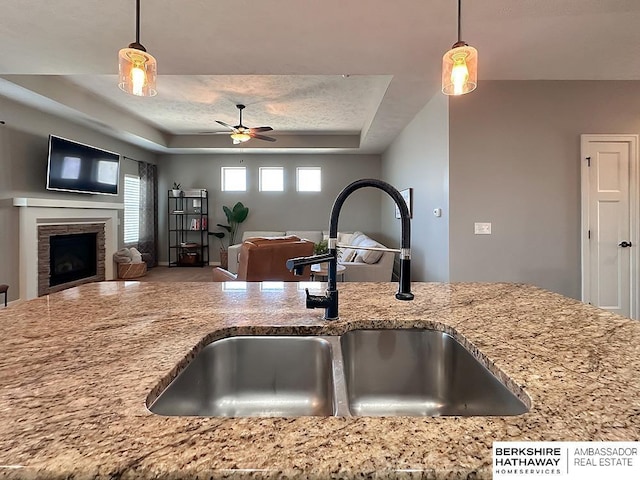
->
305 288 331 309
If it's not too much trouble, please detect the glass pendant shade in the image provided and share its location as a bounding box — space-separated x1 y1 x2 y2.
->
442 43 477 96
118 45 157 97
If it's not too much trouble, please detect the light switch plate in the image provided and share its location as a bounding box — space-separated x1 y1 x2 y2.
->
474 222 491 235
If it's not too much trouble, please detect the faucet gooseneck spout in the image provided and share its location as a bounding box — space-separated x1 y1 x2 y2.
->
286 178 414 320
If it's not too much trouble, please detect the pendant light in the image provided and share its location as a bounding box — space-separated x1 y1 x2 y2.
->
442 0 477 96
118 0 157 97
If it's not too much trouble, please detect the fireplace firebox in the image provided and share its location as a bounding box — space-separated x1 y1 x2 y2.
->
49 233 98 287
37 223 106 297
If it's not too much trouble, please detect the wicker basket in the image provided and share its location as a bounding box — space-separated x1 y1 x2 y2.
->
117 262 147 279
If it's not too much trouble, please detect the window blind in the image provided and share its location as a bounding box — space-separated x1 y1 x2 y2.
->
124 174 140 244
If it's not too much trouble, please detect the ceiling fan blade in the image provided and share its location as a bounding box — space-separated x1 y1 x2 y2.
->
215 120 235 130
251 133 277 142
249 126 273 133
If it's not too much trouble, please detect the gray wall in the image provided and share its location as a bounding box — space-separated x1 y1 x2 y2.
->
381 92 450 282
157 153 383 264
449 80 640 298
0 96 157 302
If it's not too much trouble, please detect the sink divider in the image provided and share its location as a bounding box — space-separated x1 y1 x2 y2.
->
321 335 351 417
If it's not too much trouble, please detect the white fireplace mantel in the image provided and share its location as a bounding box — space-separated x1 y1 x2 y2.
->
13 197 123 300
13 197 124 210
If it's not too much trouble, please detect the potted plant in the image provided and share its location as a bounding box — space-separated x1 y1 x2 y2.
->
215 202 249 270
314 239 328 255
171 182 182 197
210 230 228 269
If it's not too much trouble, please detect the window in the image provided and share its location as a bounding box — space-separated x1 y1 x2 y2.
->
259 167 284 192
123 174 140 244
221 167 247 191
297 167 321 192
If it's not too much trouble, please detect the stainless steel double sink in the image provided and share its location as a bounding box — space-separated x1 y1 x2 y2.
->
148 329 530 417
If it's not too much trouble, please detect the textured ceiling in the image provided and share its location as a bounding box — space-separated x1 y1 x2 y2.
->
0 0 639 154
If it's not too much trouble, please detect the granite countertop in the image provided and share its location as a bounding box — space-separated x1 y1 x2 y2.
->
0 281 639 479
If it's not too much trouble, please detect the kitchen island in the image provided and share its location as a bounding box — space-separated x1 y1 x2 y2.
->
0 281 638 479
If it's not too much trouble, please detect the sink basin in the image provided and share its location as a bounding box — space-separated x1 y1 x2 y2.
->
148 329 529 418
340 329 529 416
148 336 335 417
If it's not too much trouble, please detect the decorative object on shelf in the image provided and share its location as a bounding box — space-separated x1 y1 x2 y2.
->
170 182 182 197
189 218 208 230
442 0 477 96
395 188 413 219
118 0 157 97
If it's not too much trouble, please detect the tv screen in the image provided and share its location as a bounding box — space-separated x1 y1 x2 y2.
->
46 135 120 196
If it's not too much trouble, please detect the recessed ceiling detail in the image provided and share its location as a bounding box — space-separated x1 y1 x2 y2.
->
0 1 638 154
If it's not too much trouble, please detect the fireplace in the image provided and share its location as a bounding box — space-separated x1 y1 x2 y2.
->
49 233 98 287
14 197 120 300
37 223 106 297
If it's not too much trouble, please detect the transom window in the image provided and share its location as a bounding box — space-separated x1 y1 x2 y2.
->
296 167 321 192
221 167 247 192
259 167 284 192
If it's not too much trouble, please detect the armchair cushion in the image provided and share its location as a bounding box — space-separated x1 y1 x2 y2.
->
215 235 315 282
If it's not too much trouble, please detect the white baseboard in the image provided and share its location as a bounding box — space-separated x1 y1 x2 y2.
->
156 261 220 267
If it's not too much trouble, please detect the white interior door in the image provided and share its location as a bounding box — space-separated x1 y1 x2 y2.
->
581 135 638 318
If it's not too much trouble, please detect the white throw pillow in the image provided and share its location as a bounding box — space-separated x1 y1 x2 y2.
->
355 237 385 264
338 231 365 263
349 231 366 246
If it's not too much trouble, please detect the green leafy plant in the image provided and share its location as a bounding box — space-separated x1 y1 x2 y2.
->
314 239 328 255
216 201 249 248
211 231 226 250
172 182 181 189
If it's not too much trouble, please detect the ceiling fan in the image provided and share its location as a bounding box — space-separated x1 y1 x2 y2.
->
215 104 276 145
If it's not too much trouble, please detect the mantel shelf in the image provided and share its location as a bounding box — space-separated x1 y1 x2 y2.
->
12 197 124 210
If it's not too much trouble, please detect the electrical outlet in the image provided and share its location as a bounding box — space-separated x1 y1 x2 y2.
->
474 222 491 235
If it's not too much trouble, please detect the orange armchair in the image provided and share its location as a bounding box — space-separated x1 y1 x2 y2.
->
213 236 315 282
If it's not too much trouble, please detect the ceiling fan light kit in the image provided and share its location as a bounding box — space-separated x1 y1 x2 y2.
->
118 0 157 97
442 0 477 96
230 132 251 144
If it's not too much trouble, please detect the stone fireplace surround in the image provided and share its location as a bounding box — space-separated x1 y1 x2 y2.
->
38 223 106 297
14 197 122 300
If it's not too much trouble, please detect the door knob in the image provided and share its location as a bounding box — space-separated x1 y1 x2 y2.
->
618 241 632 248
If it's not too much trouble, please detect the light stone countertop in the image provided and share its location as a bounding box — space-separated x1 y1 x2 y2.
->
0 281 639 479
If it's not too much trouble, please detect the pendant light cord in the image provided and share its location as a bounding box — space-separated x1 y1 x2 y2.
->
457 0 462 43
135 0 141 45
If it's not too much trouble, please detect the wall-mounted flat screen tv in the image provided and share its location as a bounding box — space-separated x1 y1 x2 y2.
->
46 135 120 196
